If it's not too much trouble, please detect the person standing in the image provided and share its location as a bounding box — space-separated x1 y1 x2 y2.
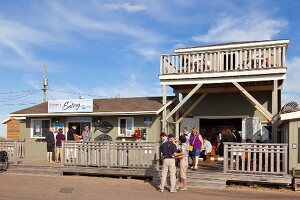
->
67 126 76 141
180 127 191 145
82 125 92 141
189 127 204 170
219 129 237 156
55 128 65 163
45 127 55 163
159 134 180 193
176 135 189 191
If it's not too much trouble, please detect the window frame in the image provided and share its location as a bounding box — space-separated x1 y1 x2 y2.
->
30 118 51 139
118 117 134 137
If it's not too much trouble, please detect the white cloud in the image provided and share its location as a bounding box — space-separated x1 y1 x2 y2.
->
104 3 147 13
134 48 160 60
192 14 288 43
282 56 300 104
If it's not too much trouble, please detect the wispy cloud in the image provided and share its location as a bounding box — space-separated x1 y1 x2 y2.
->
192 13 288 43
104 3 147 13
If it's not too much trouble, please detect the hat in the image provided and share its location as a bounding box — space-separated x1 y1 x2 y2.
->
72 126 77 129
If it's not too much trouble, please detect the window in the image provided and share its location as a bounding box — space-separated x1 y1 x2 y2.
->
118 117 134 137
31 119 51 138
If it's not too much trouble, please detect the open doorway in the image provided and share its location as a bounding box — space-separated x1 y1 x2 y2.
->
199 118 242 139
67 121 91 139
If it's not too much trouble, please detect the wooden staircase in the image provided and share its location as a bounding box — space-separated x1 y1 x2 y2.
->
293 169 300 191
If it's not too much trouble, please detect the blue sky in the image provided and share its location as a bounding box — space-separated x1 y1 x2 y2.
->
1 0 300 137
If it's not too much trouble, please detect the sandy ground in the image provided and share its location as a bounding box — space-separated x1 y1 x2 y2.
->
0 173 299 200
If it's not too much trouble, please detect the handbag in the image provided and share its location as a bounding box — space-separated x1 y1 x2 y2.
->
189 136 197 152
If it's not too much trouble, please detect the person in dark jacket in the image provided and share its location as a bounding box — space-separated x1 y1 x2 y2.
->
67 126 77 141
45 127 55 162
219 129 237 156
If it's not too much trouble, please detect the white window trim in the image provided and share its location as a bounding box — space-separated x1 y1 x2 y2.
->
30 118 51 139
118 117 134 137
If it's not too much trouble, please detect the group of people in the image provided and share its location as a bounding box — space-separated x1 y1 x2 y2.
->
158 127 242 193
45 125 92 163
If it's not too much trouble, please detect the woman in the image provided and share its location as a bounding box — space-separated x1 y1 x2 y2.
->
55 128 65 163
82 125 92 141
189 128 203 170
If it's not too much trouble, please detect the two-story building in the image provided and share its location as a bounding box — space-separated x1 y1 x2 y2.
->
159 39 289 143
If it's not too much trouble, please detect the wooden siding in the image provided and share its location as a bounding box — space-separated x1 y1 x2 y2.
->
21 115 162 161
184 91 272 122
288 120 300 170
6 119 21 140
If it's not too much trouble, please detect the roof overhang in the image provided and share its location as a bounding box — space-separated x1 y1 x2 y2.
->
280 111 300 121
9 111 160 118
2 117 26 124
175 40 290 53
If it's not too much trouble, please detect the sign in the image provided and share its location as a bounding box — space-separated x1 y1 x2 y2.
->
48 99 93 113
53 123 64 134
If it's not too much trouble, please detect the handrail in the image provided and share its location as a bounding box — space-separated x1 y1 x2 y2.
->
223 142 288 175
160 46 286 75
62 141 160 169
0 140 25 163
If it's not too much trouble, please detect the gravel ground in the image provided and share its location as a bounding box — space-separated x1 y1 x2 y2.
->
0 173 299 200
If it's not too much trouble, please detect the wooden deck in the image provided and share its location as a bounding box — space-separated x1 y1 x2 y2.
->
6 160 292 189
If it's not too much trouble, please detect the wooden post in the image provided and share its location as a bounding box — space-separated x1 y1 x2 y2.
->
272 80 278 142
224 143 228 173
162 84 167 133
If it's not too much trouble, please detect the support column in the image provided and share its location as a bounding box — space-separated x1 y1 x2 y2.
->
162 84 167 134
272 80 278 143
175 91 180 138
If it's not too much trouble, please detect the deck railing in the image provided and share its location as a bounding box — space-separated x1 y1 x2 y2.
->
0 140 25 163
223 143 288 175
160 46 286 75
62 141 160 169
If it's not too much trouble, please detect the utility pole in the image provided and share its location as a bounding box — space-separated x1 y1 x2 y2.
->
42 65 48 102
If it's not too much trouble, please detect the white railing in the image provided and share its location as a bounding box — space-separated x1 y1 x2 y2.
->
0 140 25 163
62 141 160 169
223 143 288 175
160 46 286 75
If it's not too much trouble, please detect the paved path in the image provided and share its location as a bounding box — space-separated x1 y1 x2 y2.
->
0 173 299 200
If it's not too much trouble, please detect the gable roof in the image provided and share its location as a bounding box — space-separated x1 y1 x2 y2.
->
9 96 175 117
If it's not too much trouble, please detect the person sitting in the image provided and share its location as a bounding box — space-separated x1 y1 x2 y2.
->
202 137 212 162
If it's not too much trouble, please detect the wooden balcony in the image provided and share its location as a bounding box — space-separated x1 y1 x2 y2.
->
160 40 289 85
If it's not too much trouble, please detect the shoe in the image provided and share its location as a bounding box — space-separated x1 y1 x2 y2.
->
180 188 187 191
159 189 164 192
190 166 194 169
170 189 177 193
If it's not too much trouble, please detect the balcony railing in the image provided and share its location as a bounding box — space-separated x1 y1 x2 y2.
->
160 46 286 75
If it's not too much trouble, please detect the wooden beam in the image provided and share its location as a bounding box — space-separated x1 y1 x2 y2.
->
176 85 274 94
272 80 278 142
166 83 203 121
232 82 272 122
177 93 207 123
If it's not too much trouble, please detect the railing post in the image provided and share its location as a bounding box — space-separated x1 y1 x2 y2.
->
283 144 288 175
223 143 228 173
61 141 64 166
160 55 163 75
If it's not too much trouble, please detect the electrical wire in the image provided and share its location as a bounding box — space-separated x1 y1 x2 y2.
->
47 89 104 98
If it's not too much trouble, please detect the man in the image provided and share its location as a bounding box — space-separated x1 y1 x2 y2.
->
45 127 55 163
159 134 182 193
67 126 77 141
180 127 191 145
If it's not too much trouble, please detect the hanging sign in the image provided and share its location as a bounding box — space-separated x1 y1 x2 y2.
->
48 99 93 113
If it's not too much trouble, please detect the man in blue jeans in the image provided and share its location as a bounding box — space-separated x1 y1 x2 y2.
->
159 133 182 193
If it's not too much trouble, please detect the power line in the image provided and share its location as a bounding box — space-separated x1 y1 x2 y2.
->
47 89 104 98
0 90 40 103
0 89 40 95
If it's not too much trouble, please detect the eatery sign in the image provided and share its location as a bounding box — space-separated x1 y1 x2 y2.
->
48 99 93 113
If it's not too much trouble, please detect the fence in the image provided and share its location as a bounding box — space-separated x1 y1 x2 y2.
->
62 141 160 169
223 142 288 175
0 140 25 163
